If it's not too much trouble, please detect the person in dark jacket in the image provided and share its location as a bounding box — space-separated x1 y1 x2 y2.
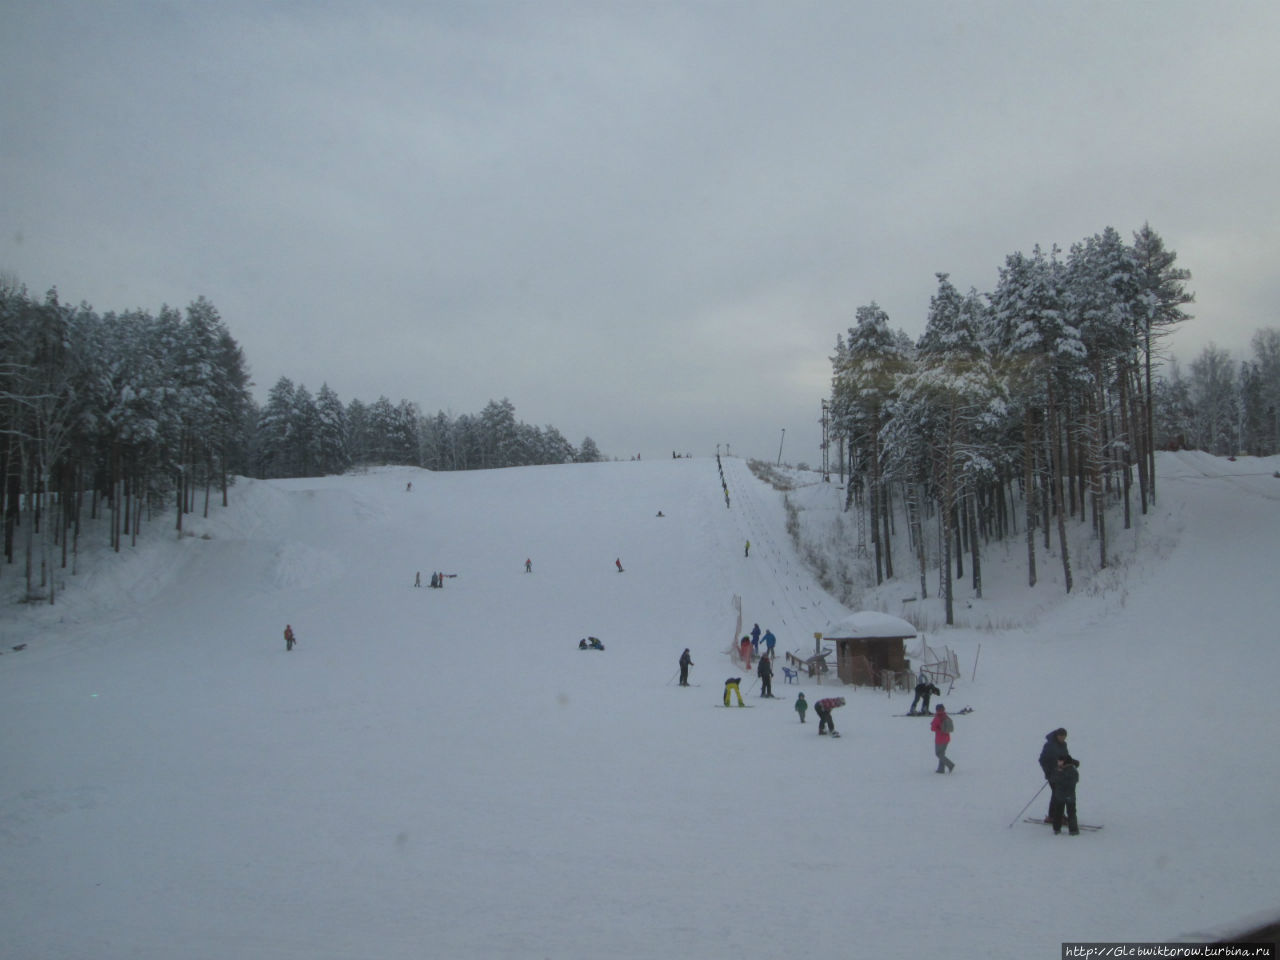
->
757 654 773 697
909 679 941 715
1049 756 1080 835
795 691 808 723
678 648 693 686
1038 728 1077 821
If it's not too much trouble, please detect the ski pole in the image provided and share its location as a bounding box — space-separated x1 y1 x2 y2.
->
1007 781 1049 828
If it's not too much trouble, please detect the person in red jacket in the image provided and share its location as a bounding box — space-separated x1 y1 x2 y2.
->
814 697 845 735
931 703 955 773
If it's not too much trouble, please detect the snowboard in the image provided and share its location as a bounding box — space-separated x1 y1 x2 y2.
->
714 704 755 708
1023 817 1102 832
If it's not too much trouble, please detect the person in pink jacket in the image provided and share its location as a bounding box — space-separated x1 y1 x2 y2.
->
931 703 955 773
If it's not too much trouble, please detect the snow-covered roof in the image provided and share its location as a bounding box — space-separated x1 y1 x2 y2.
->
822 611 917 639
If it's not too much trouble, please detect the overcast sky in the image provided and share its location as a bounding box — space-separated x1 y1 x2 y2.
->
3 2 1278 463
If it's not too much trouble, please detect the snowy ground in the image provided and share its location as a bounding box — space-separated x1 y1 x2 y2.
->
2 451 1279 960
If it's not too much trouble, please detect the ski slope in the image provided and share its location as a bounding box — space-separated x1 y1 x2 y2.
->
2 452 1278 959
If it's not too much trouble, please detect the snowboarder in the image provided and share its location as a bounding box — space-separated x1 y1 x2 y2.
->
525 558 532 573
1049 756 1081 835
931 704 956 773
795 691 808 723
588 637 604 650
1038 728 1076 821
757 654 774 697
814 696 844 735
679 648 694 686
909 679 941 715
762 629 776 659
724 677 745 707
284 624 296 652
616 558 624 573
739 636 752 669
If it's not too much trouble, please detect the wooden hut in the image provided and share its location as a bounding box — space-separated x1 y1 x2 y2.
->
822 612 917 687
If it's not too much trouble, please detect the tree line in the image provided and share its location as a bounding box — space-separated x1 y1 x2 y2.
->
827 223 1278 624
0 278 600 603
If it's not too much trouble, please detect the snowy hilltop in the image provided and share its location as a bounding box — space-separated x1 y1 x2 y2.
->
2 451 1279 959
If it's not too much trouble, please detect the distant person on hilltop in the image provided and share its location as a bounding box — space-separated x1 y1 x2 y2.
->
679 648 693 686
284 624 296 652
525 558 532 573
615 558 624 573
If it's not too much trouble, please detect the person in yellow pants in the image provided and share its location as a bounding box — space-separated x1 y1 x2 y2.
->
723 677 745 706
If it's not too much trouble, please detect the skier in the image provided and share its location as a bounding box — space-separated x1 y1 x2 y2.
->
1038 728 1076 821
525 558 532 573
616 558 624 573
762 628 777 659
795 691 808 723
284 624 296 652
757 653 774 697
931 704 956 773
1049 755 1081 835
751 623 761 653
679 648 694 686
724 677 745 707
814 696 845 735
909 678 941 715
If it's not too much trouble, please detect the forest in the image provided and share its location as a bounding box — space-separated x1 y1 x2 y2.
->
2 223 1277 606
825 224 1278 623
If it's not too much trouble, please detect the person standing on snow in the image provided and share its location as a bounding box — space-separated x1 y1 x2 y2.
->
931 704 956 773
615 558 624 573
525 558 532 573
762 629 776 659
739 636 752 669
284 624 296 652
1049 756 1081 835
909 678 941 715
814 697 844 735
751 623 761 654
757 653 774 697
744 539 750 557
724 677 745 707
679 648 694 686
1038 728 1076 822
795 691 808 723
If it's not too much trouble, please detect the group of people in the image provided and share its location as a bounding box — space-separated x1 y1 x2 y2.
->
578 637 605 651
687 645 1084 829
736 624 777 669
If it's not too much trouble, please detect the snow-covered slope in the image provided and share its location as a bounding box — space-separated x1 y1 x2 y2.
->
2 452 1278 960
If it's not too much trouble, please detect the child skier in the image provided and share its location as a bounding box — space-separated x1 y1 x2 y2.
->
1050 756 1081 835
